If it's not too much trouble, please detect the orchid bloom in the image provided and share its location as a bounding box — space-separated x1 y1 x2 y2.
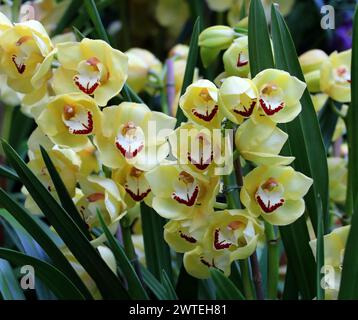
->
235 118 294 166
145 163 220 228
112 163 153 207
179 79 223 128
125 48 162 93
169 122 233 180
37 93 102 150
0 19 54 105
252 69 306 123
240 165 312 225
320 49 351 103
310 225 350 300
75 175 127 228
218 76 258 124
53 38 128 106
223 36 250 78
94 102 176 171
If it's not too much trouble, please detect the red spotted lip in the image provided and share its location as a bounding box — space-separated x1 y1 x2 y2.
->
214 228 232 250
115 141 144 159
233 100 256 117
237 52 248 67
125 186 151 201
256 195 284 213
71 111 94 135
179 230 197 243
259 98 284 116
12 55 25 74
187 152 213 170
74 76 100 95
192 105 218 122
172 185 199 206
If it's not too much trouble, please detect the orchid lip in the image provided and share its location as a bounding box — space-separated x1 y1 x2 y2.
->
191 105 218 122
125 186 151 201
200 257 215 268
233 100 256 117
237 52 248 67
214 228 232 250
187 151 213 170
179 230 197 243
259 98 284 116
74 75 100 95
65 111 94 135
11 54 26 74
256 195 284 213
172 185 199 206
115 141 144 159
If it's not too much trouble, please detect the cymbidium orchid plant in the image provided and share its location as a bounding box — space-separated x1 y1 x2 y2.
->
0 0 357 303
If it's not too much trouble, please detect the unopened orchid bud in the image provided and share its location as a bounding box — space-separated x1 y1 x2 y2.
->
299 49 328 74
304 70 321 93
223 36 250 77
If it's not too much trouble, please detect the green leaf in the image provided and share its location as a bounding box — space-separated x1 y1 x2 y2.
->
0 249 84 300
96 210 149 300
160 270 178 300
122 84 145 104
0 201 92 299
316 195 325 300
1 140 129 299
248 0 274 77
84 0 110 43
175 262 198 300
339 6 358 300
271 4 329 234
210 269 245 300
141 267 168 300
40 146 92 240
140 202 172 282
175 17 201 126
0 165 19 181
0 259 26 300
346 6 358 218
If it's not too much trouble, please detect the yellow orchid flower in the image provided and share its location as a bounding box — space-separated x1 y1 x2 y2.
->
145 163 220 227
75 175 127 229
183 246 231 279
0 19 54 104
310 225 350 300
252 68 306 123
179 79 223 128
223 36 250 78
169 122 233 180
235 117 295 166
37 93 102 150
169 44 189 60
321 49 351 103
23 128 81 214
125 48 162 93
218 76 258 124
206 0 234 12
53 38 128 106
328 157 347 204
94 102 176 171
77 144 101 176
240 165 313 225
0 11 12 33
311 93 328 113
112 164 153 207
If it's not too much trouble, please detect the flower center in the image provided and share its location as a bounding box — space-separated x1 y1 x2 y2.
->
187 134 213 170
62 105 94 135
191 88 218 122
172 171 199 206
73 57 106 95
237 51 248 67
255 177 285 213
233 93 256 117
259 84 285 116
335 66 351 84
115 121 145 159
124 167 151 201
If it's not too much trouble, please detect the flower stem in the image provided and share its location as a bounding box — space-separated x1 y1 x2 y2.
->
250 251 264 299
239 259 255 300
264 221 279 299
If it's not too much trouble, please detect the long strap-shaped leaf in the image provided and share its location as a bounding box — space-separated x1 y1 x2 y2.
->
97 211 149 300
0 258 26 300
0 204 92 300
0 165 19 181
0 249 84 300
1 140 129 299
40 146 92 240
210 269 245 300
271 5 329 234
175 17 201 126
339 6 358 300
